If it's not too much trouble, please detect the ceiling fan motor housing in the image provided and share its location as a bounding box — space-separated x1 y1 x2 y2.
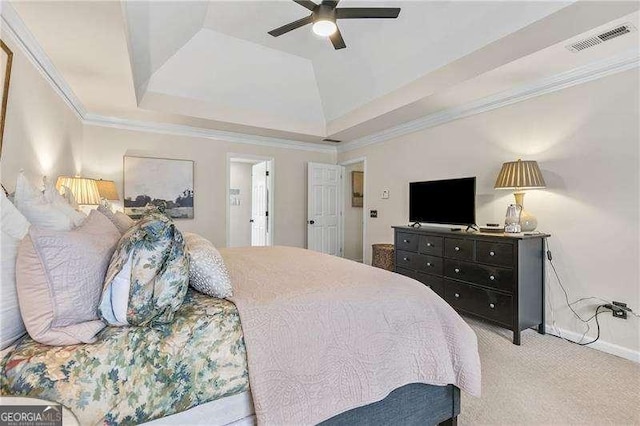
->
315 4 336 23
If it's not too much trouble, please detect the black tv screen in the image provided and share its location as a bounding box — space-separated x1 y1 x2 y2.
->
409 177 476 226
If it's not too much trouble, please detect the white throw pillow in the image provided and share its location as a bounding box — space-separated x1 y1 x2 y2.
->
184 232 233 298
13 172 81 231
43 176 86 227
0 192 30 349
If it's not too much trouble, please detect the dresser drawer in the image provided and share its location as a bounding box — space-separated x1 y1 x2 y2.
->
444 280 513 326
419 235 443 256
396 232 419 252
396 250 425 270
415 272 444 297
444 238 474 260
416 255 443 275
395 267 444 297
444 260 514 293
476 241 514 267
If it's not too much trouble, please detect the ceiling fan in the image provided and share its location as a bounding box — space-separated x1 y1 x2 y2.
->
268 0 401 50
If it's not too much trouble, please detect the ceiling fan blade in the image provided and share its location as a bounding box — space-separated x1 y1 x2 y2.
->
268 15 314 37
336 8 401 19
330 27 346 50
293 0 318 11
322 0 340 8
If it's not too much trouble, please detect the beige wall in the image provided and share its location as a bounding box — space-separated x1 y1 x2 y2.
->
343 162 364 261
81 124 334 247
338 69 640 355
0 31 82 190
229 161 253 247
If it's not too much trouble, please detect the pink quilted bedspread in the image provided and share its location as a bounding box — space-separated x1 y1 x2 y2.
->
221 246 481 425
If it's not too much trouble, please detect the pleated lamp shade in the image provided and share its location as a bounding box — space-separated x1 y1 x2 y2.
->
95 179 119 201
494 159 546 190
56 176 101 205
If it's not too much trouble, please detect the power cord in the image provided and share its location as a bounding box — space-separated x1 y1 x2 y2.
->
545 242 632 346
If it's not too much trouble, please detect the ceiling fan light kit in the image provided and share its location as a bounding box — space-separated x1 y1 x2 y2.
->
268 0 401 50
313 20 337 37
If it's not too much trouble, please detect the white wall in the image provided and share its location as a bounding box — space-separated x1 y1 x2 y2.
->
343 162 364 261
80 124 334 248
0 29 82 190
229 161 252 247
338 69 640 356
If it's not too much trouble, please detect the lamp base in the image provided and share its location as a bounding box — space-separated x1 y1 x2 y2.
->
520 209 538 232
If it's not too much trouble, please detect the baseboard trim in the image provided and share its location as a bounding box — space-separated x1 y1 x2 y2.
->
544 325 639 363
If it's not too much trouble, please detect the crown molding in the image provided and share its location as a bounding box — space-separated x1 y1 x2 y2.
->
1 3 335 155
1 4 86 119
83 113 337 153
338 49 640 153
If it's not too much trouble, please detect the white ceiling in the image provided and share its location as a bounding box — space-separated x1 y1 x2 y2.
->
5 0 640 145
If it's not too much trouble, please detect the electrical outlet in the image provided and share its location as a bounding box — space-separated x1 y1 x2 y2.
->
612 309 628 319
612 301 631 319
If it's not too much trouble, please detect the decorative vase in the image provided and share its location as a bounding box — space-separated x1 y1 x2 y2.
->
519 209 538 232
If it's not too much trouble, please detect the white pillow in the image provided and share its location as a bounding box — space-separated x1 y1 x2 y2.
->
184 232 233 298
1 191 30 349
13 172 83 231
43 176 86 227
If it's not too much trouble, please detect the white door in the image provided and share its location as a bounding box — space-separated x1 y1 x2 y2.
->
307 162 343 256
251 161 268 246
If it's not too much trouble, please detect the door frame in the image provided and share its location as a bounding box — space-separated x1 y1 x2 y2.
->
339 157 367 263
226 153 275 247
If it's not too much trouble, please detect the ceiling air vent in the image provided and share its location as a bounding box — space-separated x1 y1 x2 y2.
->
322 138 342 143
566 23 635 53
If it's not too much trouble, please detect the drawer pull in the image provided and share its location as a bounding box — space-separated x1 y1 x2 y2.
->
426 262 432 267
454 268 460 273
489 275 496 281
403 257 409 261
489 303 495 309
489 251 495 256
403 239 410 243
454 293 460 298
427 242 433 247
454 246 460 251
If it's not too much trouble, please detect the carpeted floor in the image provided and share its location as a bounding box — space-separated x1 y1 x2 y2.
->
460 317 640 425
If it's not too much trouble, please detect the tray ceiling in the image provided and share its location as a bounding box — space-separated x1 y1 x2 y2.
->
5 1 639 144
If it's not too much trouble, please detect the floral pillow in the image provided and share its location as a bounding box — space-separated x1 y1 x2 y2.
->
99 213 189 326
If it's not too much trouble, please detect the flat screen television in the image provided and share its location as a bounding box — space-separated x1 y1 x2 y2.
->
409 177 476 226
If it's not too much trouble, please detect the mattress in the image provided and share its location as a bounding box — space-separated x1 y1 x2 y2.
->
1 289 249 425
143 390 255 426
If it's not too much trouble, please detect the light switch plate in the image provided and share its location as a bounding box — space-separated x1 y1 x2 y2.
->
381 189 389 199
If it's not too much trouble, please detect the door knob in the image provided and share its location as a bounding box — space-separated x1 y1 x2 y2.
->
308 220 315 225
249 219 254 223
454 246 460 251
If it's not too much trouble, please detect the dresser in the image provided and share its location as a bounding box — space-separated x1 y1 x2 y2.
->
393 226 549 345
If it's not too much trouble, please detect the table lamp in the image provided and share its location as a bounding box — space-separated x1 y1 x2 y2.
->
494 159 546 232
55 176 101 207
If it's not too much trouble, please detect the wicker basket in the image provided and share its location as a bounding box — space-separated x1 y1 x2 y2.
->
372 243 395 271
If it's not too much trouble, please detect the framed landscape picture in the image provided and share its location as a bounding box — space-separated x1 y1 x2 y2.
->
0 40 13 157
124 156 194 219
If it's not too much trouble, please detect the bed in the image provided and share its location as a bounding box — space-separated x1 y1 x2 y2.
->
2 246 480 425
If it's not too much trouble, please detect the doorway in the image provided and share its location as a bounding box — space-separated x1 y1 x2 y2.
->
227 155 274 247
341 158 366 263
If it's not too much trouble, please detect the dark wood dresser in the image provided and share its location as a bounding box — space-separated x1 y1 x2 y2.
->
392 226 549 345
